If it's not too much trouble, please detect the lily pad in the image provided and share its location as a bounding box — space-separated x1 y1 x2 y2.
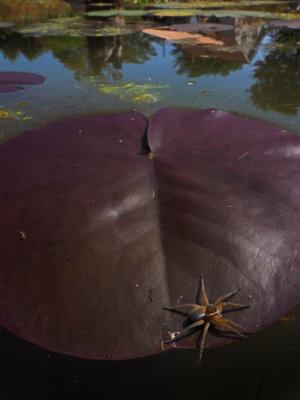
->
151 0 288 8
0 109 299 360
0 72 45 94
153 10 198 18
191 10 300 19
85 9 150 17
268 19 300 29
18 16 133 37
171 22 234 34
0 72 44 85
0 84 23 94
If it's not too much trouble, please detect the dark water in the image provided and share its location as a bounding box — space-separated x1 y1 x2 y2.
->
0 2 300 398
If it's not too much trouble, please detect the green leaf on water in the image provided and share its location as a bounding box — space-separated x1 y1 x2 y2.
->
85 9 150 17
17 16 134 37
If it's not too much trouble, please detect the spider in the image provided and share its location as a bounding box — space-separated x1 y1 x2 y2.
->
163 275 250 363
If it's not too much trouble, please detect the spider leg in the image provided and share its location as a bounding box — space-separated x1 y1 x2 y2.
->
217 318 248 333
199 321 210 364
199 275 209 306
213 318 247 338
165 320 205 344
215 288 240 304
163 303 200 315
219 301 249 309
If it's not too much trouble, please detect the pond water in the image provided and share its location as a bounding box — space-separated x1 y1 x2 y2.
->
0 2 300 141
0 2 300 399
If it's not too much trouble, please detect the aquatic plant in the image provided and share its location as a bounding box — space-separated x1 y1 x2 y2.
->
0 109 299 360
85 80 170 103
0 71 45 93
0 0 73 25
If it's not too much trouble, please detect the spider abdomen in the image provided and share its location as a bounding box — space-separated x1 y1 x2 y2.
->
187 306 206 322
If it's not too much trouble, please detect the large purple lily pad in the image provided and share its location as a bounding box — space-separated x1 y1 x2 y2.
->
0 109 299 360
0 72 45 94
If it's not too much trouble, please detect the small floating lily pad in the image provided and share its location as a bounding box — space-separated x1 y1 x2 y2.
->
0 72 44 85
153 10 197 17
0 84 23 94
85 9 150 17
171 22 234 33
18 16 134 37
268 19 300 29
151 0 288 9
190 9 300 19
0 72 44 94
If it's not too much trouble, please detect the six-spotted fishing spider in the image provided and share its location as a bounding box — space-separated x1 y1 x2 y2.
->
163 275 250 363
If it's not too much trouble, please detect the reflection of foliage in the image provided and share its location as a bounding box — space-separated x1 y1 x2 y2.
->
0 32 45 61
45 36 88 74
83 80 170 103
0 31 156 83
75 33 157 81
171 46 242 77
249 36 300 115
268 28 300 46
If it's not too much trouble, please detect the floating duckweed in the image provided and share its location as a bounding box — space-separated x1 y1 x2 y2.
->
84 80 170 104
0 108 32 121
131 93 162 103
0 111 10 119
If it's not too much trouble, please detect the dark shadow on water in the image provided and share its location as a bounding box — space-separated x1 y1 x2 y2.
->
0 304 299 400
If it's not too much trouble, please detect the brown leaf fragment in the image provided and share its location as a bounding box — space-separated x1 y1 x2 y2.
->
19 231 27 240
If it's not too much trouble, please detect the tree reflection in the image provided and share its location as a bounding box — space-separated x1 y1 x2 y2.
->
249 30 300 116
0 31 157 82
172 45 242 78
78 33 157 81
0 31 45 61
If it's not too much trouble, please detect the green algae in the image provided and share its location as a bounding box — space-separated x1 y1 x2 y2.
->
0 108 32 121
85 80 170 103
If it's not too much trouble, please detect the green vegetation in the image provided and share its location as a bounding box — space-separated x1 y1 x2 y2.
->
17 16 134 37
84 80 171 103
0 0 73 25
0 108 32 121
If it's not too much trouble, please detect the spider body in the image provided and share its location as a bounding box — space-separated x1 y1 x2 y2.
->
163 276 249 363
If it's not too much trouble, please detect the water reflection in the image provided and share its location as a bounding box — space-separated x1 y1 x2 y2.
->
249 29 300 115
171 46 243 77
0 11 299 135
